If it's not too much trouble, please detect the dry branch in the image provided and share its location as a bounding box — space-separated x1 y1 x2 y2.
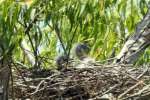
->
115 8 150 64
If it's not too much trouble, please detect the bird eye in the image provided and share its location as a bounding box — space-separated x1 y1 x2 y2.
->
131 50 136 53
116 59 121 63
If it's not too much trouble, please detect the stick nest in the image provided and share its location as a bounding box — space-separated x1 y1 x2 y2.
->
11 63 150 100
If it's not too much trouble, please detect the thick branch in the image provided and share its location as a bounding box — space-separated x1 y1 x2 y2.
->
115 8 150 64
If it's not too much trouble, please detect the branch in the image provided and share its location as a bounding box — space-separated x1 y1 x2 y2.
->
115 8 150 64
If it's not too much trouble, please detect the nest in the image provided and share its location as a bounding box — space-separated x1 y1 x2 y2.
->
11 63 150 100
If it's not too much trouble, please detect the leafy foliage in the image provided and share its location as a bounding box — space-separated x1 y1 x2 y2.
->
0 0 149 68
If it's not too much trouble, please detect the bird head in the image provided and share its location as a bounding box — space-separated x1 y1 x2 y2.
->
55 55 69 70
73 43 90 60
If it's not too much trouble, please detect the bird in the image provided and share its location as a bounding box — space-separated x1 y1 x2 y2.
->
72 43 95 68
55 43 95 70
55 55 70 70
73 43 90 60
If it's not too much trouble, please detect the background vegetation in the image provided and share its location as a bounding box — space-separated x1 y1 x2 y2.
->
0 0 149 69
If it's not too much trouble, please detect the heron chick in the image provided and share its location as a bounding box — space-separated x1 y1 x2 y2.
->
72 43 95 69
55 55 69 70
73 43 90 60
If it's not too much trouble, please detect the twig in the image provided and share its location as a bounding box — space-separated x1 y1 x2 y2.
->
137 66 148 79
12 62 30 89
118 81 143 99
29 80 46 96
91 84 120 100
113 66 147 86
122 84 150 99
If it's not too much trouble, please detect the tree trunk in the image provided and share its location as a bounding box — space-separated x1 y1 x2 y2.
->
115 8 150 64
0 60 11 100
